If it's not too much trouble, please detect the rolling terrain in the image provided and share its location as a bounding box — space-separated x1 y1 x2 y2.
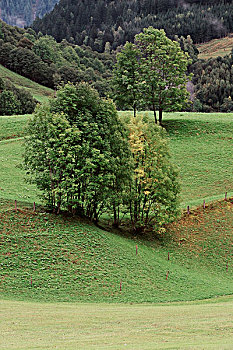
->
0 110 232 349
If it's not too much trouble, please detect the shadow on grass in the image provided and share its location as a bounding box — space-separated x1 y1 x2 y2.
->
162 119 218 138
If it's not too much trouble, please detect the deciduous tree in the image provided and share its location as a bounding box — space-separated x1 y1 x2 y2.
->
24 83 131 221
126 114 180 232
114 27 191 123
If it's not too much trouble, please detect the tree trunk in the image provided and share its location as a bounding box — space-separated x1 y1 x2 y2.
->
113 203 118 227
133 103 136 118
159 108 163 125
152 102 157 123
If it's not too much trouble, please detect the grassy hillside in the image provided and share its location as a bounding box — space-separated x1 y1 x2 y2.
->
0 197 232 303
0 64 53 103
197 35 233 59
0 114 30 141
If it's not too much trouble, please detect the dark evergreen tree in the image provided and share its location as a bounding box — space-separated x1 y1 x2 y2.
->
32 0 233 52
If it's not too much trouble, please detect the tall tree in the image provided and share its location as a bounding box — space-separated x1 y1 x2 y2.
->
113 27 191 123
113 42 142 117
135 27 191 123
126 114 180 233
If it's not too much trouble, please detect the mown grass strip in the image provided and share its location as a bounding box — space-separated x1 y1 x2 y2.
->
1 298 233 350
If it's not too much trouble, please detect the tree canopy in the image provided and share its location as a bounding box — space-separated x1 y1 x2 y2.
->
24 83 131 221
113 28 191 123
125 114 180 233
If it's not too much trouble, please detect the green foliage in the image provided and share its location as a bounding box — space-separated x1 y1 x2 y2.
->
0 90 20 115
126 114 180 233
0 20 113 96
0 77 5 91
135 28 191 123
2 112 233 208
24 83 131 220
113 28 191 123
32 35 57 64
191 54 233 112
0 78 36 115
113 42 143 117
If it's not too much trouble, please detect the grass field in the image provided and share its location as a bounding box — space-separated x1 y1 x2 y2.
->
196 35 233 59
1 112 233 208
1 296 233 350
0 64 53 103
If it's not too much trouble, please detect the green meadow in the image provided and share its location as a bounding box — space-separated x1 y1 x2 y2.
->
1 297 233 350
0 111 232 349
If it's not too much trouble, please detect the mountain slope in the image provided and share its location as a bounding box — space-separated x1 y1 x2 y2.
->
0 0 59 27
32 0 233 52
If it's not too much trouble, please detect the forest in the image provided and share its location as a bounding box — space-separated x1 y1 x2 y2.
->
32 0 233 52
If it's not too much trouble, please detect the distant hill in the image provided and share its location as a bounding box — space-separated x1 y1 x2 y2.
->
197 34 233 59
32 0 233 52
0 0 59 27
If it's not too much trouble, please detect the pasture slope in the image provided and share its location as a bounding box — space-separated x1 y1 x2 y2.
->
196 34 233 59
0 111 232 349
0 64 53 103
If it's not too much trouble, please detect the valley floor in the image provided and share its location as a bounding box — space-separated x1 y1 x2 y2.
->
1 297 233 350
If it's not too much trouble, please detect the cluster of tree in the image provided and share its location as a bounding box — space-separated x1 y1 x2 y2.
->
24 83 180 233
0 20 113 95
32 0 233 52
191 50 233 112
113 28 191 123
0 0 59 27
0 77 36 115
